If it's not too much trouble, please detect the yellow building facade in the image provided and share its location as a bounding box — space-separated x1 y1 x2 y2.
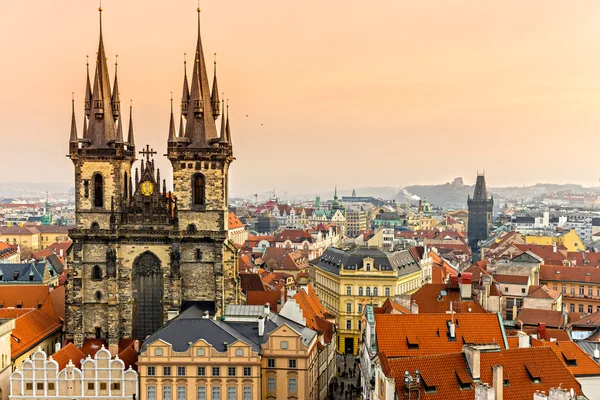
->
311 247 427 355
524 229 584 252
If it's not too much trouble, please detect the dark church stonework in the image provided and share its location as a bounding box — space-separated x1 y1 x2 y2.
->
467 174 494 257
66 8 238 354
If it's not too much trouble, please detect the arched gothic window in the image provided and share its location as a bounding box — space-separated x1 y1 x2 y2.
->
94 174 104 207
366 287 371 296
92 265 102 280
358 287 363 296
95 291 102 301
124 172 128 199
192 173 205 206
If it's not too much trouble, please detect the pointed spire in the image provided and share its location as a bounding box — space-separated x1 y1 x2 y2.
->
115 114 124 143
179 113 185 138
211 53 220 119
184 6 219 148
219 98 227 144
82 114 88 140
87 5 117 147
225 100 232 146
70 94 78 143
127 101 135 147
84 56 92 116
168 95 177 144
111 55 120 119
181 54 190 116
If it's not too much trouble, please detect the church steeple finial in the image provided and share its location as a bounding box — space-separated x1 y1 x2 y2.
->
181 53 190 117
84 56 92 117
225 99 232 147
111 55 120 119
168 94 177 144
127 101 135 147
70 93 78 143
219 98 226 144
211 53 220 119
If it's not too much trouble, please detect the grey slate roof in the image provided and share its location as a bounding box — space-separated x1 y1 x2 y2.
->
312 247 421 277
0 262 47 283
576 341 600 365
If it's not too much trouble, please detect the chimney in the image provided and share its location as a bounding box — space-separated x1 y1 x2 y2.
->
533 268 539 286
264 303 271 316
537 323 546 340
202 310 210 319
464 345 481 381
518 332 530 349
410 300 419 315
594 344 599 360
533 391 548 400
493 365 503 400
474 383 494 400
553 244 557 253
59 249 64 257
258 316 265 337
55 342 61 352
133 340 140 352
458 273 472 300
449 321 456 339
548 388 571 400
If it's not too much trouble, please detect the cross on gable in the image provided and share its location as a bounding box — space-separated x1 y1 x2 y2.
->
139 144 157 162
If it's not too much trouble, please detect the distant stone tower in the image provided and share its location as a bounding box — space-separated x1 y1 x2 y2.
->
66 6 238 353
467 173 494 254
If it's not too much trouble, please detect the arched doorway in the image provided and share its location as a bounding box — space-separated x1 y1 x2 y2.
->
133 251 163 340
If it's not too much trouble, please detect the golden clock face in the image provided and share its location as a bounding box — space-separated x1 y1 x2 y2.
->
140 181 154 196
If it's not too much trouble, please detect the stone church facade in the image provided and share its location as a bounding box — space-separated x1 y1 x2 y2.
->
66 7 238 354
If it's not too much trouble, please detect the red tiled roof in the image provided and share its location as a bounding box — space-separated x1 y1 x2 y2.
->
32 241 72 260
493 274 530 285
0 285 50 309
514 244 567 263
81 339 106 357
540 264 600 284
228 212 245 230
118 341 139 370
386 347 583 400
411 284 486 314
540 341 600 377
239 273 266 293
373 298 411 315
0 308 62 358
506 328 571 343
375 313 505 357
527 285 561 301
516 308 566 328
429 251 457 276
275 230 313 243
292 285 335 344
564 252 600 267
247 291 285 310
51 343 85 369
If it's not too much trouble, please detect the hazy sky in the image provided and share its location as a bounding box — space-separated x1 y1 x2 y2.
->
2 1 600 196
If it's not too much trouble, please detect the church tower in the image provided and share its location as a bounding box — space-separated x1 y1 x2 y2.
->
166 7 237 313
467 173 494 256
66 7 238 354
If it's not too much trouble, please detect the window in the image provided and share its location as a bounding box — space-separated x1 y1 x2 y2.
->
100 382 107 390
597 287 600 297
288 359 297 368
267 377 276 391
95 291 102 301
212 387 221 400
212 366 220 376
589 287 593 296
26 383 33 391
521 288 526 294
346 319 351 330
112 382 120 390
244 366 251 376
358 303 363 313
366 287 371 296
197 348 205 356
346 303 352 313
346 286 352 295
580 286 585 295
48 382 55 391
267 358 276 368
147 366 156 376
373 287 379 296
197 386 206 400
178 366 186 376
571 286 575 295
280 341 288 349
571 303 575 312
95 327 102 340
197 366 206 376
196 249 203 261
147 386 157 400
505 287 508 293
579 304 584 313
84 180 90 198
358 286 363 296
37 383 44 390
228 366 236 376
552 284 557 291
155 348 163 356
236 349 243 356
124 172 128 197
163 386 172 400
193 174 205 206
92 265 102 280
562 284 566 294
163 366 171 376
243 386 252 400
178 386 187 400
385 287 391 297
94 174 104 207
288 378 298 393
228 387 236 400
589 305 593 314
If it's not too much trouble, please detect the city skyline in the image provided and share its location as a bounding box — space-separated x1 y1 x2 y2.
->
2 0 600 194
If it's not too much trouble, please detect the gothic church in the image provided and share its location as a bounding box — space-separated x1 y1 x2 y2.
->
66 7 238 353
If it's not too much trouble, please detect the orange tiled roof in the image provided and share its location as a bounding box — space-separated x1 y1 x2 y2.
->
81 339 106 357
527 284 561 301
540 341 600 377
292 285 335 344
386 347 583 400
411 284 486 314
51 343 85 369
247 291 285 310
118 341 139 370
375 313 505 357
228 212 245 230
373 298 410 315
0 308 62 358
516 308 566 328
541 264 600 284
0 285 50 309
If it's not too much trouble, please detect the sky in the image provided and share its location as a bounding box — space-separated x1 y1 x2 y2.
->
2 1 600 197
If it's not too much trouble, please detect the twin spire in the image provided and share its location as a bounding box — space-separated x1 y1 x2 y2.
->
173 8 232 149
70 7 135 151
